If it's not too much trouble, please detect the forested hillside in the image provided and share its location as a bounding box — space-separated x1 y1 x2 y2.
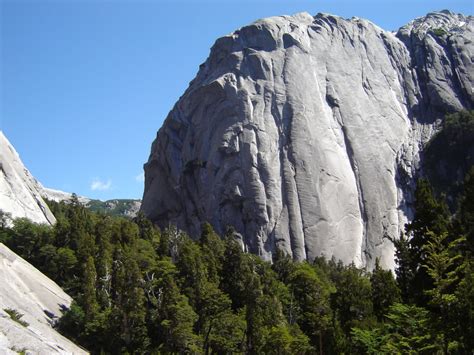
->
0 112 473 354
1 166 473 354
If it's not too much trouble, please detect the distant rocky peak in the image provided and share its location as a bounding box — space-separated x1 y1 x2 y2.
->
398 10 472 40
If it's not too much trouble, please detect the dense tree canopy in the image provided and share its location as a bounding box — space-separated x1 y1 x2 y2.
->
1 177 472 355
0 113 472 354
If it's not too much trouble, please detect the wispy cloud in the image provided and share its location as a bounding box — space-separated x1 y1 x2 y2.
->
91 178 112 191
135 172 145 183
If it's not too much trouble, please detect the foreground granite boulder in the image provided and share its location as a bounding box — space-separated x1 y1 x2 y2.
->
142 11 473 269
0 243 87 354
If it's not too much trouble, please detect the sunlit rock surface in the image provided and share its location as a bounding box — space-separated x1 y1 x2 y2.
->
0 243 88 354
0 132 56 225
142 11 473 269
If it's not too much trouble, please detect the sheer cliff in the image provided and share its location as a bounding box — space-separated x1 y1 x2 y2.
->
142 11 473 269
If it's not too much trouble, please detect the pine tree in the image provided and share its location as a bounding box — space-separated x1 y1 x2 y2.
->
392 232 414 303
158 275 202 353
94 217 113 308
351 303 441 354
198 281 241 353
200 222 225 285
289 262 333 352
370 258 400 321
221 236 248 310
422 231 465 352
176 237 208 310
82 256 99 321
111 249 150 353
454 260 474 352
56 247 77 286
458 167 474 254
405 179 451 305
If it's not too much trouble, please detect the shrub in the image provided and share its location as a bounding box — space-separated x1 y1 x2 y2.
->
4 308 29 327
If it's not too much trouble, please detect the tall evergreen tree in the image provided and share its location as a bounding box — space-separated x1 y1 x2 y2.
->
200 222 225 285
94 217 113 308
392 232 414 303
111 248 149 353
289 262 333 352
458 167 474 254
405 179 451 305
330 264 374 333
82 256 99 321
221 236 248 310
158 275 202 353
422 231 466 352
370 258 400 321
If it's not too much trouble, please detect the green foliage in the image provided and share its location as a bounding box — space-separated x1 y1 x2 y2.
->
11 347 27 355
403 179 451 304
424 110 474 209
331 263 374 332
457 167 474 254
2 156 473 354
85 199 141 217
431 27 447 37
4 308 29 327
382 303 439 353
422 232 464 306
82 256 99 321
391 166 474 352
199 222 225 284
352 303 441 354
262 324 312 354
454 260 474 351
156 276 202 353
370 258 400 321
57 302 85 343
289 262 333 349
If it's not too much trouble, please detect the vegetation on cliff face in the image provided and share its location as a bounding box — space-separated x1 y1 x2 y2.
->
423 110 474 210
1 166 473 354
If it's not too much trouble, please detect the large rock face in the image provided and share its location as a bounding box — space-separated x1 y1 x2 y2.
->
0 243 88 354
0 132 56 225
142 11 473 269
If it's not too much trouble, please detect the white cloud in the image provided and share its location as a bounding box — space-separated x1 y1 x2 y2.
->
135 172 145 183
90 178 112 191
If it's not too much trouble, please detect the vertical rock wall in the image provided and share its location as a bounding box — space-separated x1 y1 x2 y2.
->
142 11 473 269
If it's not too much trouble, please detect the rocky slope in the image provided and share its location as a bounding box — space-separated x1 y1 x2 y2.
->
142 11 473 269
0 132 56 225
0 243 88 354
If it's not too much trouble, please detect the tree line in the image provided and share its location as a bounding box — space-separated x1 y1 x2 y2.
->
0 168 472 354
0 111 472 354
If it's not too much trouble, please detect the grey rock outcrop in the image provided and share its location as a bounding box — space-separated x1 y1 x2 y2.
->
142 11 473 269
0 243 88 354
0 131 56 225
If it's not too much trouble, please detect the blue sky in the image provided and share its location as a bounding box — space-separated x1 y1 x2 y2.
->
1 0 472 200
